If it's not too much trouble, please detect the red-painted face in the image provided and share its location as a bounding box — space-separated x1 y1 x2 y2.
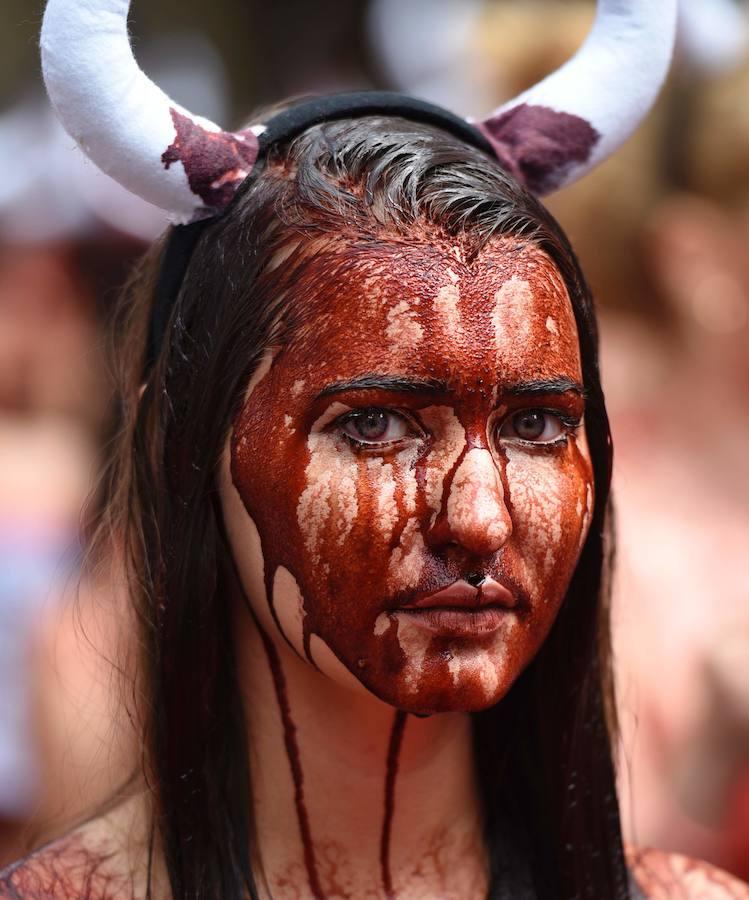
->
219 235 594 714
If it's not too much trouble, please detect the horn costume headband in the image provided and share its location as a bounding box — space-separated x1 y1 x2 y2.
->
41 0 677 360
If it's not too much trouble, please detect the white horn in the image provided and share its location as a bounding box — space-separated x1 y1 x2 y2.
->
678 0 749 76
40 0 259 223
477 0 678 195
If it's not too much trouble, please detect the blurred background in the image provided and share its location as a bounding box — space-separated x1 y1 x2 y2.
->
0 0 748 880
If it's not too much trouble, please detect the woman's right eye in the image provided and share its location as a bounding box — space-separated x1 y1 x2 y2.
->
339 408 413 447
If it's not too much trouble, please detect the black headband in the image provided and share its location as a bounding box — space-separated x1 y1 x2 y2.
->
147 91 495 370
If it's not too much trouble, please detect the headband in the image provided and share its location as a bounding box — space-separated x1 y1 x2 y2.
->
40 0 677 361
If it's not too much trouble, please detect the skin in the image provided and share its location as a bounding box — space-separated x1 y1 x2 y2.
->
221 235 593 716
627 848 749 900
0 792 166 899
2 836 747 899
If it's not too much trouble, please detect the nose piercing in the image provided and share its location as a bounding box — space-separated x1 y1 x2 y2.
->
465 572 485 587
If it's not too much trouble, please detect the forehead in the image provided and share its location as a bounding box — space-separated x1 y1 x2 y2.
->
281 236 582 388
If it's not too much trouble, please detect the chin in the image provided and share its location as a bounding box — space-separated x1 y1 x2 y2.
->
361 664 516 716
405 692 509 717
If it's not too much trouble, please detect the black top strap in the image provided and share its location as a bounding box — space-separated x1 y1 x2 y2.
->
255 91 493 156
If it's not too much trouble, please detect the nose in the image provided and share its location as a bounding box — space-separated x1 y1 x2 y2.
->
428 448 512 556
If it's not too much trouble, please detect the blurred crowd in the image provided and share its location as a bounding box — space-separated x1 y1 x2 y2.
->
0 0 748 881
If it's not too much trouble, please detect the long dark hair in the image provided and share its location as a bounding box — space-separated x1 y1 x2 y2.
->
93 111 624 899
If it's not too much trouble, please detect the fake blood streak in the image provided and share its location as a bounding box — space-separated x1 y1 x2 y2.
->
258 628 324 899
380 710 408 900
260 560 320 671
259 628 410 900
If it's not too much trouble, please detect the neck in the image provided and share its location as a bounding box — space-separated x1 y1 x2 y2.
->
234 604 488 899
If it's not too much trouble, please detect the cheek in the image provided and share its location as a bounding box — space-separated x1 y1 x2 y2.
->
505 441 592 600
420 406 466 522
297 434 422 577
296 433 361 573
219 446 275 629
246 405 470 608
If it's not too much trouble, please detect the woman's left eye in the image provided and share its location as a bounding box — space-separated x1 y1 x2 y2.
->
498 409 571 444
340 408 411 446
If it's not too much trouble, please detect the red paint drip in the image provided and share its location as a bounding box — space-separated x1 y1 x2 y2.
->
303 626 316 667
259 629 324 899
380 710 408 899
262 563 317 669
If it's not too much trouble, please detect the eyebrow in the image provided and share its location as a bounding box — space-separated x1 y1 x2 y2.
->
505 378 587 399
316 375 586 401
317 375 448 398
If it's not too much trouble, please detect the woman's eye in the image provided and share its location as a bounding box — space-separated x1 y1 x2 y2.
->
498 409 567 444
340 409 411 445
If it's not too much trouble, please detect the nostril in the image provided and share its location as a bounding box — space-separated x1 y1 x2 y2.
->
465 572 485 588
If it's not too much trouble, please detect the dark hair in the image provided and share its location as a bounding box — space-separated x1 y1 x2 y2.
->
95 111 624 899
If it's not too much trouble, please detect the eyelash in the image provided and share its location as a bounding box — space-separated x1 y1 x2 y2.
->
497 408 582 448
332 407 581 451
336 408 423 450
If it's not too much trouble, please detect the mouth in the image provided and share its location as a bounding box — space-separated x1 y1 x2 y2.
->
395 578 518 637
407 577 517 610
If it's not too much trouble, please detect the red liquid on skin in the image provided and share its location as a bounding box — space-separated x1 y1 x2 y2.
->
380 710 407 900
398 606 509 636
259 628 324 899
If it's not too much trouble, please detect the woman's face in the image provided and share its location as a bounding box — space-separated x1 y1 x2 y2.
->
219 235 594 714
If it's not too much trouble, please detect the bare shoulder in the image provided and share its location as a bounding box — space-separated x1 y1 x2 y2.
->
627 846 749 899
0 794 157 899
0 830 125 899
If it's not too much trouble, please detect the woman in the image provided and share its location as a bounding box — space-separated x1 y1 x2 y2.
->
2 0 747 897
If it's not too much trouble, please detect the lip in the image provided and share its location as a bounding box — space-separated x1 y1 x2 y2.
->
398 606 510 637
393 578 518 638
405 578 517 610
